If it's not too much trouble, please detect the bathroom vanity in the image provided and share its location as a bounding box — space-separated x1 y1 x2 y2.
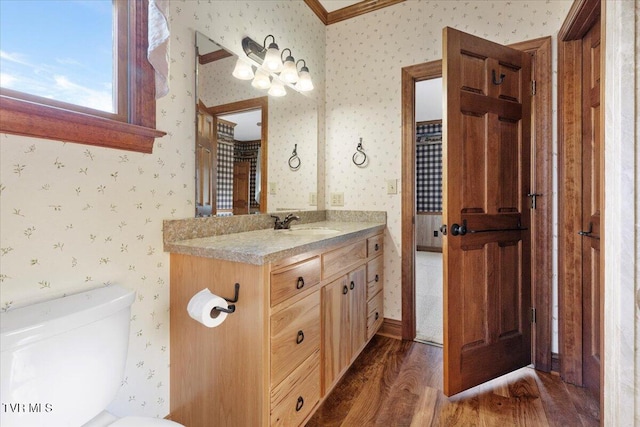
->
165 216 385 427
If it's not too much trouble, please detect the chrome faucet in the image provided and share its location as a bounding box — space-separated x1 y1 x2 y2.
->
271 214 300 229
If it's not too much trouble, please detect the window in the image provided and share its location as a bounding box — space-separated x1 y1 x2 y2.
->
0 0 165 153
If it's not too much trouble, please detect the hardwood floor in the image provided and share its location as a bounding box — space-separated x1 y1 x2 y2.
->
307 335 599 426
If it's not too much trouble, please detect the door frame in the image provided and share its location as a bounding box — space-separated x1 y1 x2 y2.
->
557 0 603 403
401 35 554 371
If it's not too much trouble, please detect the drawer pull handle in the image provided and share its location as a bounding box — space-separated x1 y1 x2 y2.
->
375 274 379 282
343 285 349 295
296 396 304 412
350 280 355 290
296 330 305 344
375 312 379 320
374 243 379 251
296 276 305 289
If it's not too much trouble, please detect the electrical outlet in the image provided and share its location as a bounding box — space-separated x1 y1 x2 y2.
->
309 192 317 206
269 182 277 195
387 179 397 194
331 192 344 206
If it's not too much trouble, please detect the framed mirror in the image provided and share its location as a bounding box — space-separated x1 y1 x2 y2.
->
195 31 318 217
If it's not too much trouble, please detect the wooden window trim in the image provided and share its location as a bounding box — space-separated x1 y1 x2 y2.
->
0 0 165 153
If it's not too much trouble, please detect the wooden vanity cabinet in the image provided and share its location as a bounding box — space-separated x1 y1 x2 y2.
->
169 230 383 427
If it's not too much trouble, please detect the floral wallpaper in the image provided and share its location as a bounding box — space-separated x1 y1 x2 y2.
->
0 0 586 420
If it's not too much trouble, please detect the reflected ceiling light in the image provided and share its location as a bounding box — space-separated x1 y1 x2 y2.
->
295 60 314 92
251 69 271 90
279 48 299 84
231 58 254 80
268 80 287 97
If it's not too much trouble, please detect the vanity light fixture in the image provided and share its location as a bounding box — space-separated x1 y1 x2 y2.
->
240 34 313 95
231 58 255 80
280 48 299 84
295 60 314 92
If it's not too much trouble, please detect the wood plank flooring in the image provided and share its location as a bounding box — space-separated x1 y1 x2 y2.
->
307 335 599 427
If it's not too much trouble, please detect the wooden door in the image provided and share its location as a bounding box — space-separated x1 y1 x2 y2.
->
581 14 601 397
232 161 250 215
196 106 215 216
442 27 532 396
322 276 350 393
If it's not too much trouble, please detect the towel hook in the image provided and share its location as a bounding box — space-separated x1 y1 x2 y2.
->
352 138 367 167
492 69 505 85
288 144 301 171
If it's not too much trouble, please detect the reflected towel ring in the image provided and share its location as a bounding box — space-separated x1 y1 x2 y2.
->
352 138 367 167
288 144 301 171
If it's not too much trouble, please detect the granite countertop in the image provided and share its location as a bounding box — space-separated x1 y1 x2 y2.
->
164 220 385 265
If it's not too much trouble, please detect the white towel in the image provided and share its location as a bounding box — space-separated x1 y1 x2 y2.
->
148 0 170 99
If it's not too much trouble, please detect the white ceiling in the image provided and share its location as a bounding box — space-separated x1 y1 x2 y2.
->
219 110 262 141
318 0 361 13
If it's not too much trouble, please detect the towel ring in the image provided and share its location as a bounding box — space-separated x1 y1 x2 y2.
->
352 138 367 167
288 144 301 171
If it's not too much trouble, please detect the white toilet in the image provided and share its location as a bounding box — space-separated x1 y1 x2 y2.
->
0 285 183 427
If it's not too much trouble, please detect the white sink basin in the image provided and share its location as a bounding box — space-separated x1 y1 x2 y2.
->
287 227 341 236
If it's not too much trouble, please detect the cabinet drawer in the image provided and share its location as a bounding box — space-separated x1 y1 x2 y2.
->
322 240 366 279
366 256 383 299
271 291 320 387
367 290 384 339
367 234 383 257
271 256 320 306
270 351 320 427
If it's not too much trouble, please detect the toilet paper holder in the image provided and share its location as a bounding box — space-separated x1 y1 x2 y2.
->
212 283 240 315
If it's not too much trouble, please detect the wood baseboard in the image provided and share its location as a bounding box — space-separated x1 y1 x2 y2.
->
416 246 442 253
377 317 402 340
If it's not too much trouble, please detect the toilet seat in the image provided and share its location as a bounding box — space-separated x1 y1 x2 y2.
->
110 416 184 427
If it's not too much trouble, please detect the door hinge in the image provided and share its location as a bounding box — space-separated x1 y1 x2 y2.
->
531 80 537 95
530 307 537 323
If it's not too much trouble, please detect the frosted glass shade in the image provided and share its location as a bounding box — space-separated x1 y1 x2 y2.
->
251 69 271 90
232 58 254 80
268 80 286 97
296 68 314 92
280 59 299 83
263 44 283 73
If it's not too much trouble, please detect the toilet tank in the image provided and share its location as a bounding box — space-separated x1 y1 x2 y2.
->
0 285 136 427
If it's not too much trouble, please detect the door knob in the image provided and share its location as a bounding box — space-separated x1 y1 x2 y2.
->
451 222 467 236
439 224 447 236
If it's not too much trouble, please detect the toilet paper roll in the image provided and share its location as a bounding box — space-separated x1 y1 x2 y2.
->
187 288 229 328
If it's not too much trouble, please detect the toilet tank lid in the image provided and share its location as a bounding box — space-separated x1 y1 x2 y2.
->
0 285 135 352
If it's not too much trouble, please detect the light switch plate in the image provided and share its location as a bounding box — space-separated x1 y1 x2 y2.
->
269 182 277 195
331 192 344 206
309 192 317 206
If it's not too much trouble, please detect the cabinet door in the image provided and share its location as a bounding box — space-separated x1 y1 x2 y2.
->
348 265 367 359
322 275 350 393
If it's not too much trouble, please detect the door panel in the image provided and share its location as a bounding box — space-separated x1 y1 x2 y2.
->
581 15 601 397
443 27 532 396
